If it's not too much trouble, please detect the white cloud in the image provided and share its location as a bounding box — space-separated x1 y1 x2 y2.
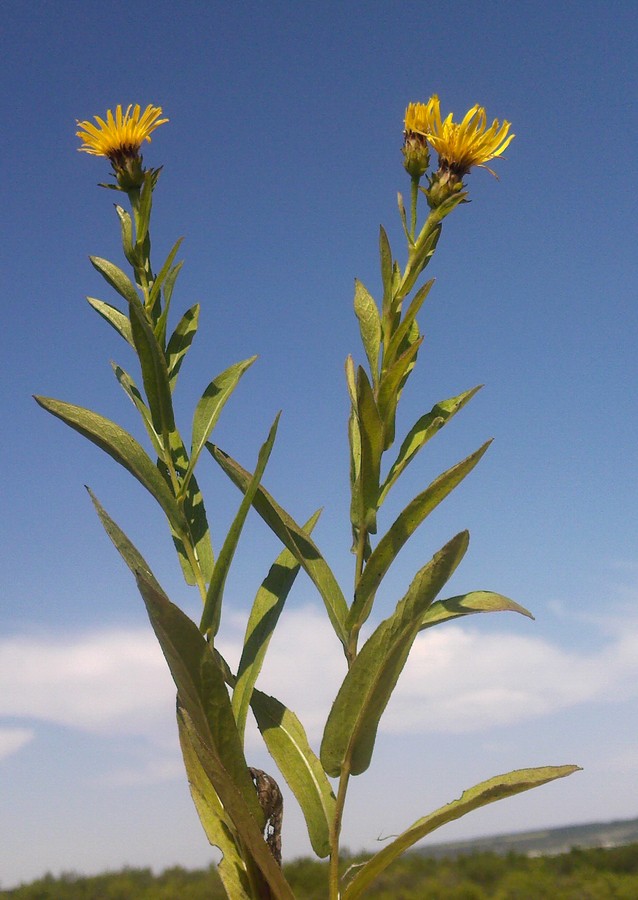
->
0 726 34 760
2 607 638 769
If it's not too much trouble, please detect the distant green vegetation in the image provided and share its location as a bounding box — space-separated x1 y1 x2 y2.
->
5 843 638 899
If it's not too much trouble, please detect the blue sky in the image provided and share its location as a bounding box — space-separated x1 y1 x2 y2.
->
2 0 638 888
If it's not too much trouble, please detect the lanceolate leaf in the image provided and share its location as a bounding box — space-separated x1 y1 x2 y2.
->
34 396 185 534
86 488 164 594
149 236 183 310
322 532 469 778
348 441 491 632
136 576 294 898
128 297 175 436
200 415 280 637
379 225 393 316
353 280 382 388
342 765 581 899
114 205 137 267
232 511 321 742
251 689 336 858
420 591 533 630
209 444 349 649
376 336 423 451
188 356 257 484
166 303 200 389
355 367 384 533
111 363 163 456
383 279 434 371
379 386 483 504
86 297 134 347
177 710 253 900
90 255 141 306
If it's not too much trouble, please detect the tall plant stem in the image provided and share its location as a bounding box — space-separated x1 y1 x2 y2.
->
328 766 352 899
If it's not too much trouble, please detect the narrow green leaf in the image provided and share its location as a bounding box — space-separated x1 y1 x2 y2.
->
209 444 349 649
353 280 382 388
356 367 384 533
114 205 137 267
401 224 441 297
111 362 163 456
162 259 184 310
251 689 336 858
188 356 257 485
90 255 141 306
342 765 581 899
136 576 294 898
86 488 164 594
35 396 184 534
177 710 253 900
379 386 483 504
376 336 423 451
379 225 393 316
322 532 469 778
166 302 199 389
150 238 183 307
232 511 321 742
420 590 533 630
200 415 280 637
86 297 134 347
384 279 434 370
135 173 154 248
179 704 295 899
349 441 491 631
151 237 185 342
128 297 175 436
162 430 215 587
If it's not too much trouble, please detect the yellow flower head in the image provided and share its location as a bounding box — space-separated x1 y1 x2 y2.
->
414 95 514 177
402 100 438 179
76 104 168 161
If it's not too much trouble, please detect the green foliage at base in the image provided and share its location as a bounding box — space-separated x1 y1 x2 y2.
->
7 843 638 899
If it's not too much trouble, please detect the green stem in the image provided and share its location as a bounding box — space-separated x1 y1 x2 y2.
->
329 765 352 900
410 176 419 240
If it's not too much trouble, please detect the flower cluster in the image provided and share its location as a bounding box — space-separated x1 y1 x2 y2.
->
403 95 514 204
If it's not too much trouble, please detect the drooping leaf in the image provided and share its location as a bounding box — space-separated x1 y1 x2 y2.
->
177 709 253 899
251 689 336 858
342 765 581 899
379 386 483 504
111 362 162 456
420 591 533 630
200 415 280 637
232 510 321 742
136 576 294 898
188 356 257 485
355 367 384 534
86 297 134 347
86 488 164 594
166 303 200 389
322 532 469 778
35 396 184 534
348 441 491 632
179 704 294 899
353 280 381 388
90 255 141 306
209 444 349 650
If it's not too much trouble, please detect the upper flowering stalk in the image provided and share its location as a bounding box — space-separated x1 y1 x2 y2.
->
76 104 168 190
405 95 514 206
